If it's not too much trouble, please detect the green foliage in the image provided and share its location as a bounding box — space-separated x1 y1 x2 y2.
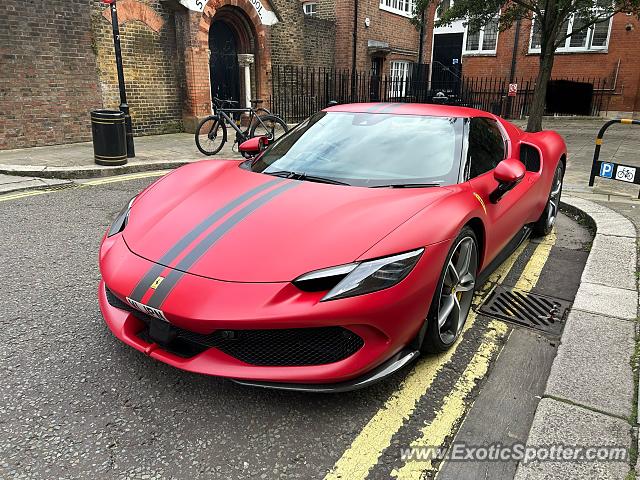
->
414 0 640 51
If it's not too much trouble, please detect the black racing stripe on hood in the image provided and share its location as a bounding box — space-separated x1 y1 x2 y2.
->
145 181 299 309
129 177 284 302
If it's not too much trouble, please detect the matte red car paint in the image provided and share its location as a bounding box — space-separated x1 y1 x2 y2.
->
99 103 566 385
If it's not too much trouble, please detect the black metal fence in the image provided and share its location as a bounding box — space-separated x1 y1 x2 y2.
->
270 64 614 123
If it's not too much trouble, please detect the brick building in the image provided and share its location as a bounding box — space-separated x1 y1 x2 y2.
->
424 4 640 116
2 0 637 151
0 0 431 150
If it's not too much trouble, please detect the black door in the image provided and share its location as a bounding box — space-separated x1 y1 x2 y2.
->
209 21 240 104
370 57 383 101
431 33 463 96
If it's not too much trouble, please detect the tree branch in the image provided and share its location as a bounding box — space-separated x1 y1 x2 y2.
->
552 10 619 47
509 0 543 16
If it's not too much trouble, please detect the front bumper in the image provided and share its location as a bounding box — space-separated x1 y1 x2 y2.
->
98 235 449 388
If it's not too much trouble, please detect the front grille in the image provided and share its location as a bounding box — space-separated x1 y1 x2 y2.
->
104 286 364 366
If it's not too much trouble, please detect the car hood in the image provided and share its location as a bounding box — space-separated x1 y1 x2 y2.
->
124 161 451 282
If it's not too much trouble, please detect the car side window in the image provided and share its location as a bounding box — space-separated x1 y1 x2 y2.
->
467 118 506 179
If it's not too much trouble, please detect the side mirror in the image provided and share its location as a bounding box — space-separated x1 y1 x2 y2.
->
490 158 526 203
239 136 269 157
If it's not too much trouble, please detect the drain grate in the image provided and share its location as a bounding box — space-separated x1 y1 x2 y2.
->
478 286 571 335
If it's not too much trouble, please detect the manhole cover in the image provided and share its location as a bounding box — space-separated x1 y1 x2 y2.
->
477 286 570 335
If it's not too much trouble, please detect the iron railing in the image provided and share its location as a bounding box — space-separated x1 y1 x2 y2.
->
270 65 614 123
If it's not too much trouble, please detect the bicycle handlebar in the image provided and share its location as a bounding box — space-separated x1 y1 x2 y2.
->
213 97 239 107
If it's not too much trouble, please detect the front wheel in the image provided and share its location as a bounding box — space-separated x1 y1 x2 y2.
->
421 227 479 353
532 162 564 237
249 115 289 143
195 116 227 155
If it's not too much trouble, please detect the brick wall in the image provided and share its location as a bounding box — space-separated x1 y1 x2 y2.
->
269 0 335 68
92 0 185 136
459 13 640 114
334 0 428 74
303 16 336 68
0 1 103 150
270 1 308 66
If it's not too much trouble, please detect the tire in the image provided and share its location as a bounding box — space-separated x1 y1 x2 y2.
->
532 162 564 237
195 116 226 156
421 226 479 354
249 115 289 143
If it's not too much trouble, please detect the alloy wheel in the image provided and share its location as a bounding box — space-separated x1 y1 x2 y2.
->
546 167 563 230
437 236 478 344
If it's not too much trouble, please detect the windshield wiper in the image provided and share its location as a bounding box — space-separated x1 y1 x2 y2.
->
265 170 350 186
370 183 441 188
264 170 295 178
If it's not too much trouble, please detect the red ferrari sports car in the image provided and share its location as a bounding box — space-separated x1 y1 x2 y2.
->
99 103 565 392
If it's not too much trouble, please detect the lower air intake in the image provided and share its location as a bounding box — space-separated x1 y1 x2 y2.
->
105 286 364 366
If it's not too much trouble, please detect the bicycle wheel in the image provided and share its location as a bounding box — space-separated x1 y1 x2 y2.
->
250 115 289 143
195 116 226 155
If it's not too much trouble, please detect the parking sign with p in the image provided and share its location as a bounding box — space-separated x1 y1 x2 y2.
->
599 162 614 178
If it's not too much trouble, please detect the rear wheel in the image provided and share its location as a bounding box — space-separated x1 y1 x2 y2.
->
249 115 289 143
532 162 564 237
195 115 226 155
421 227 478 353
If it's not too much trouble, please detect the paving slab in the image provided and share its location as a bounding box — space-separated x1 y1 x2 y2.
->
0 174 72 195
565 196 637 237
0 133 243 179
572 282 638 320
513 399 630 480
544 310 635 419
581 233 637 291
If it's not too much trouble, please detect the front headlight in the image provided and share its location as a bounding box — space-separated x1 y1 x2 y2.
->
293 249 424 301
108 197 136 237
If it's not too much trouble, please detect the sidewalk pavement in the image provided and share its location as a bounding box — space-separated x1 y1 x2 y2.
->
514 196 638 480
0 132 242 183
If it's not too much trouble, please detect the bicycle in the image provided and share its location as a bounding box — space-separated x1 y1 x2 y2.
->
195 97 289 157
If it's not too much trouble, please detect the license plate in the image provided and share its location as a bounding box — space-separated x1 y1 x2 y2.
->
126 297 168 322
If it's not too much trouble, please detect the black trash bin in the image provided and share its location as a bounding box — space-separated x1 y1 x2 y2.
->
91 110 127 166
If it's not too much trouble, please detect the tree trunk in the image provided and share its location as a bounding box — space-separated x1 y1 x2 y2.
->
526 46 556 132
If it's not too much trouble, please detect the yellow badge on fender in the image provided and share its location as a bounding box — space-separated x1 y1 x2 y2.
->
473 193 487 215
150 276 164 290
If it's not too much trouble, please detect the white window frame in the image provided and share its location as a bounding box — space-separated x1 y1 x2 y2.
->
379 0 415 18
390 60 411 98
302 2 317 16
462 17 499 55
528 13 612 53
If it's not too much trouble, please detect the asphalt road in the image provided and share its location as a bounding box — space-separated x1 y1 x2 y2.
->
0 175 591 480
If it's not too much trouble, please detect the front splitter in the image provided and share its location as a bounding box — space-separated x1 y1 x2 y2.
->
232 349 420 393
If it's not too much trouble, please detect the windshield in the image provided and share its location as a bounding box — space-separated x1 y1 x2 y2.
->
250 111 464 187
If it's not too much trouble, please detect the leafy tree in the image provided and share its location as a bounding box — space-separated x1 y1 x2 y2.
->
414 0 640 131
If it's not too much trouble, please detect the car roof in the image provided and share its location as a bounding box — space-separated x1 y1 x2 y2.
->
323 102 496 118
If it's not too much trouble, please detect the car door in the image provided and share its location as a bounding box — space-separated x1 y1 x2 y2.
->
464 117 535 264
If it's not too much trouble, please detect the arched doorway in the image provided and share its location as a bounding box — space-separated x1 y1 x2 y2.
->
209 20 240 103
208 7 256 106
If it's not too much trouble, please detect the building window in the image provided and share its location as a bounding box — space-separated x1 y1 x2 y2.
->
390 60 411 98
464 17 499 54
303 2 317 16
529 14 612 52
379 0 415 18
435 0 452 20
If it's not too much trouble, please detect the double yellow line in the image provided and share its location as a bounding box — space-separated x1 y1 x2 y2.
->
0 171 169 203
325 231 556 480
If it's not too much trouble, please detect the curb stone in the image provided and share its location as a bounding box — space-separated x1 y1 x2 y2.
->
0 160 200 180
514 195 638 480
0 176 74 195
